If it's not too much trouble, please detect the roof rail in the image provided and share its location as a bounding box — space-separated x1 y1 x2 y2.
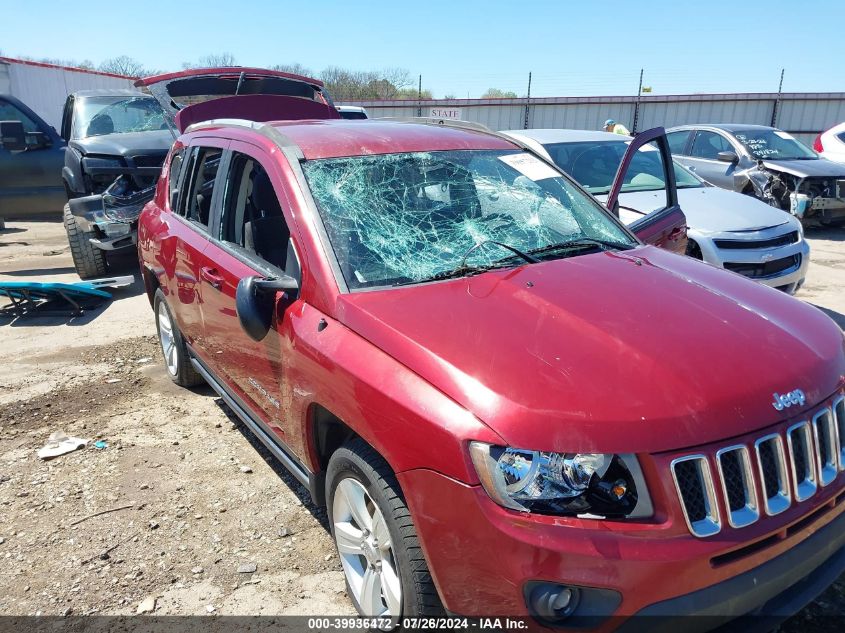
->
375 116 493 135
184 118 302 156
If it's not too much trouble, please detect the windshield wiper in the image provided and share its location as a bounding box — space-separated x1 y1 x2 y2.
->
527 237 634 257
396 241 539 287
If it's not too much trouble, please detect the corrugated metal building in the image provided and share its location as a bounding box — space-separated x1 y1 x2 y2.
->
0 57 135 130
344 92 845 145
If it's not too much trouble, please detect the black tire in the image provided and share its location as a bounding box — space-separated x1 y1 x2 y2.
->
63 203 107 279
685 239 703 260
153 289 204 388
327 438 444 619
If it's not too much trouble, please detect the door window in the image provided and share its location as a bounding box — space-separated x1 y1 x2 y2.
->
0 99 49 149
179 146 222 230
690 131 733 160
667 130 691 156
219 152 291 271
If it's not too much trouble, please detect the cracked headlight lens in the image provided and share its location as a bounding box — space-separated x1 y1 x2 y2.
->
470 442 640 517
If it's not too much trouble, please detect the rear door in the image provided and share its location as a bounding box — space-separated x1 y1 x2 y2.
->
682 130 738 189
160 138 228 348
607 127 688 255
0 96 65 217
196 140 303 450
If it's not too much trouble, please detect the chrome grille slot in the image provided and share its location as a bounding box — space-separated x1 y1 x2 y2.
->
754 434 791 516
813 409 838 486
787 422 817 501
716 445 759 527
834 396 845 471
671 455 721 537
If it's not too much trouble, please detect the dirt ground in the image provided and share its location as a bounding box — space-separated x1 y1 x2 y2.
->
0 219 843 625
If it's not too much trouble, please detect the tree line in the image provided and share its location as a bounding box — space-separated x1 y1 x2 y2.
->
6 51 518 101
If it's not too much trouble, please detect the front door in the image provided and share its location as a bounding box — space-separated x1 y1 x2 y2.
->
0 96 65 217
197 141 303 449
607 127 688 255
682 130 738 189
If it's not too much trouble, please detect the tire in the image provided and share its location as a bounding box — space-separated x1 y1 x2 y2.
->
327 438 444 620
153 289 204 388
63 203 107 279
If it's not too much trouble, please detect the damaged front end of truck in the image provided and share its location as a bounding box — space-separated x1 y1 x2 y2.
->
743 161 845 225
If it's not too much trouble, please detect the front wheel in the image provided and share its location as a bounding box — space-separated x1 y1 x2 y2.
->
63 203 107 279
327 439 444 619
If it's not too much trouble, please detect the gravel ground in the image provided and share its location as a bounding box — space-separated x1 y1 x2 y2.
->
0 219 843 626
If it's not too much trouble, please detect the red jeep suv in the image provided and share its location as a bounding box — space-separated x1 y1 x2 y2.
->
138 108 845 629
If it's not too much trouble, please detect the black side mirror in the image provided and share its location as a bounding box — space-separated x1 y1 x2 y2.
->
717 151 738 163
0 120 26 151
235 274 299 341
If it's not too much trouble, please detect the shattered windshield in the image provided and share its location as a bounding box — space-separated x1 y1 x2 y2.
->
73 96 168 139
303 149 634 290
732 129 817 160
543 140 702 194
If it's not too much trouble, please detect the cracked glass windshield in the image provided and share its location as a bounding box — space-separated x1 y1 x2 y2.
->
303 149 634 290
73 96 168 139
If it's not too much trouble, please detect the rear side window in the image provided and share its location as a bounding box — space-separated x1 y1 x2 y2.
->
167 148 184 208
179 147 222 230
690 131 732 160
667 131 691 155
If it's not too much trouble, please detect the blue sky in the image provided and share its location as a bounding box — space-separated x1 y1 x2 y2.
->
3 0 843 98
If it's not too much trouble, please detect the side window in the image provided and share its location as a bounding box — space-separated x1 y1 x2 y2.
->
0 99 48 149
690 131 732 160
667 131 691 155
180 146 222 230
219 152 291 270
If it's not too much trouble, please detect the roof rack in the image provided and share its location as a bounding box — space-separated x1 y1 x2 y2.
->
376 116 493 135
184 118 302 156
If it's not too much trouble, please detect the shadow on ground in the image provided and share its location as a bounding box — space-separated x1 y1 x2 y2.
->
813 304 845 330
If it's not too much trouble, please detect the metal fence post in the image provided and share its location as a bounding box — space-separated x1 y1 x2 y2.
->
770 68 784 128
417 74 422 117
632 68 643 134
524 72 532 129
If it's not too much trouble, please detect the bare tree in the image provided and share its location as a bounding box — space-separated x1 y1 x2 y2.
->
271 62 314 77
183 53 238 69
99 55 147 77
482 88 518 98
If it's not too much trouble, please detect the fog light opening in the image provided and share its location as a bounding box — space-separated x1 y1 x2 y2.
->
528 584 581 622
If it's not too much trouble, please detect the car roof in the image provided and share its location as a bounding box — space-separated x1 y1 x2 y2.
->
670 123 776 133
265 119 518 160
73 89 150 98
503 128 628 143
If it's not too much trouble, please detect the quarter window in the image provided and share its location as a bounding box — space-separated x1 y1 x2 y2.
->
690 131 733 160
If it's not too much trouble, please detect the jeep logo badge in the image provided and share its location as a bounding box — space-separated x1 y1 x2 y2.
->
772 389 806 411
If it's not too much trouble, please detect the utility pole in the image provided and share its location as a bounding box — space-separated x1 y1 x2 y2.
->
417 74 422 117
523 71 532 129
632 68 644 134
771 68 785 128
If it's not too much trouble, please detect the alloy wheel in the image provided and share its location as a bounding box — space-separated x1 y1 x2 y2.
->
157 302 178 377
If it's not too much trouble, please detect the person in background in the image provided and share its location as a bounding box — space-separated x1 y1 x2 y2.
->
604 119 630 135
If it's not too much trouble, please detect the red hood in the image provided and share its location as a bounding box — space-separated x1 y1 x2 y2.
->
337 246 845 454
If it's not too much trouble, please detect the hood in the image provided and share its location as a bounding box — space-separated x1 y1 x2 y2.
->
70 129 173 156
760 158 845 178
619 187 790 233
135 67 336 133
337 247 844 454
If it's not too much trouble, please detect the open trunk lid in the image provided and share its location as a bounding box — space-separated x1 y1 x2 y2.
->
135 67 339 133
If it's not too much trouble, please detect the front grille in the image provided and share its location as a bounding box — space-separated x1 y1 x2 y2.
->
714 230 799 250
671 456 720 537
671 399 844 537
131 152 167 168
723 254 801 279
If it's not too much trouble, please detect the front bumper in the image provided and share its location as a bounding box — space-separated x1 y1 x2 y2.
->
399 465 845 630
695 230 809 293
68 193 146 252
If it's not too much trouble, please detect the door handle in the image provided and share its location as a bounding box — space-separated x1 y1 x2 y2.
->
200 267 224 289
668 226 686 240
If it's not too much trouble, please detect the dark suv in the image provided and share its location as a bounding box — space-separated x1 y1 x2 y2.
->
138 109 845 627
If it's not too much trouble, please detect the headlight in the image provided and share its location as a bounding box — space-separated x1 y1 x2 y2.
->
470 442 643 517
81 155 124 171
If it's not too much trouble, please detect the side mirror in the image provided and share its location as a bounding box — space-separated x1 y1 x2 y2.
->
0 120 27 151
235 274 299 342
717 150 738 163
